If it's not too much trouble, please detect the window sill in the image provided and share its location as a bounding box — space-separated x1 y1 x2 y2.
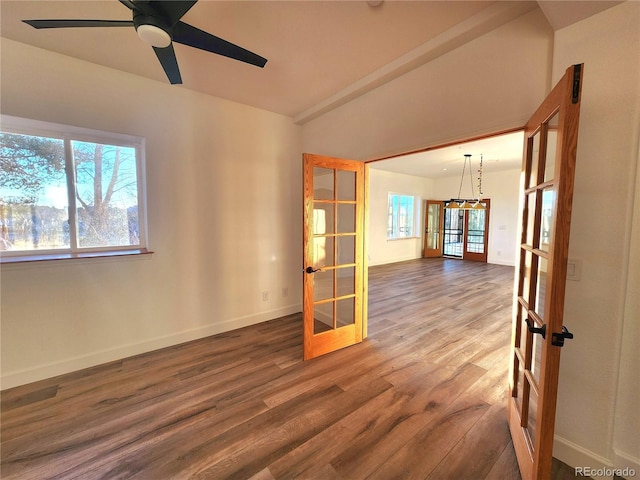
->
0 249 153 265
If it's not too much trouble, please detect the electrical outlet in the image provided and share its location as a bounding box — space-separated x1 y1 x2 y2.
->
282 287 289 298
262 291 269 301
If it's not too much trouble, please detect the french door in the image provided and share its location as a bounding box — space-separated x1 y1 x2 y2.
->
302 153 367 360
463 199 490 262
441 201 489 262
508 64 583 480
423 200 444 257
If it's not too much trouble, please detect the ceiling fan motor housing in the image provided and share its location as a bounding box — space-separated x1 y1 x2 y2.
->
133 12 171 48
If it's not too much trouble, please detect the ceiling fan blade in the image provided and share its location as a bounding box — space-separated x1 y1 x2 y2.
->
149 1 198 26
172 21 267 68
118 0 136 11
23 19 133 29
118 0 155 17
153 44 182 84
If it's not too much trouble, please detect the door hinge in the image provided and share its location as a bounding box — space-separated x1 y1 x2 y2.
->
552 326 574 347
572 64 582 104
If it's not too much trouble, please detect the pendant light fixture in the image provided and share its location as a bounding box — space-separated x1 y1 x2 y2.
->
446 154 485 210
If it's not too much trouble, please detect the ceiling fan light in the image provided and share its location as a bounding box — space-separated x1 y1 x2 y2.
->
137 24 171 48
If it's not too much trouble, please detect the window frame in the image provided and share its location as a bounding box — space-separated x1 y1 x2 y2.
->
387 193 420 240
0 115 149 263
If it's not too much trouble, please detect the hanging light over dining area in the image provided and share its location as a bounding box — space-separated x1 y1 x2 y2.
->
446 153 485 210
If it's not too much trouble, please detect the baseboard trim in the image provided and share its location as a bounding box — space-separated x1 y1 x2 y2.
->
369 255 421 267
488 257 516 266
370 257 516 267
554 435 615 479
1 304 302 390
613 448 640 475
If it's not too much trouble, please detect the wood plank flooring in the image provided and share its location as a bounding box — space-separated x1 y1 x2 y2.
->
1 258 585 479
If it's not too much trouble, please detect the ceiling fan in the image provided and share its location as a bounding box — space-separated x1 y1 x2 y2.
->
22 0 268 85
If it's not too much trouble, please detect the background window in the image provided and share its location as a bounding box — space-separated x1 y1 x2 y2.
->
72 140 140 248
0 116 146 260
387 194 417 239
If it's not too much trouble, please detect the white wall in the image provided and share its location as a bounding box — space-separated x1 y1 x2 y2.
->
368 169 433 266
0 39 303 388
432 168 521 266
616 135 640 471
550 1 640 473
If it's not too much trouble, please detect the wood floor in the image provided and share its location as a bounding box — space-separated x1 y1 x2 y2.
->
1 258 584 479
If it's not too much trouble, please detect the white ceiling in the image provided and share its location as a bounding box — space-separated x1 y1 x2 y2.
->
0 0 495 119
0 0 621 178
0 0 621 122
369 130 525 179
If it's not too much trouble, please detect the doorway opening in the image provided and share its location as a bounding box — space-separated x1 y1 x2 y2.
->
367 129 523 267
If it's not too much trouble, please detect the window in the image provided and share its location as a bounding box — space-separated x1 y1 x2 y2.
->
387 193 418 239
0 115 147 261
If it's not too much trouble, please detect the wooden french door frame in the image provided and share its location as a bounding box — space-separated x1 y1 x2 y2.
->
423 200 444 257
508 64 583 480
302 153 367 360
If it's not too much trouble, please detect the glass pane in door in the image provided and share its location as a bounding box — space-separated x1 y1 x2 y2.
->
337 204 355 233
337 235 355 264
535 257 548 318
336 297 355 328
312 236 334 269
518 305 529 350
337 170 356 201
314 301 334 334
540 188 555 252
532 331 543 385
313 269 334 302
528 132 541 188
515 359 524 414
313 204 334 234
527 388 539 445
466 208 486 253
427 203 441 249
525 192 537 246
336 266 355 297
521 251 533 305
444 207 464 257
543 112 560 183
314 167 334 200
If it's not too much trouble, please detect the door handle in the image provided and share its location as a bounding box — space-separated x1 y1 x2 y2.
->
552 326 574 347
305 266 320 274
526 318 546 338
